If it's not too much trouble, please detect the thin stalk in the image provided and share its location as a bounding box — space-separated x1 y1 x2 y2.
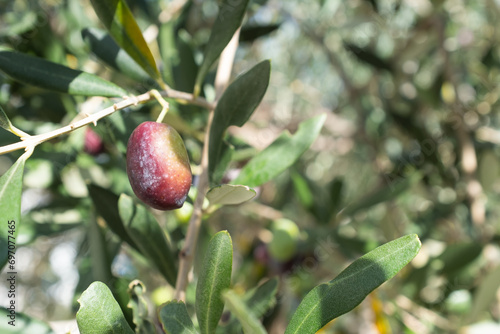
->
173 28 241 301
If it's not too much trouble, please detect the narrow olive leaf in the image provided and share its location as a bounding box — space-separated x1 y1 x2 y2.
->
159 301 196 334
77 281 135 334
239 23 281 42
244 278 278 318
118 194 177 286
88 184 140 252
0 155 27 271
196 231 233 334
0 308 54 334
0 51 128 97
224 278 279 333
233 113 326 187
89 0 161 82
222 290 267 334
209 60 271 185
340 172 422 217
193 0 250 96
206 184 256 206
285 234 421 334
127 280 156 334
82 27 153 84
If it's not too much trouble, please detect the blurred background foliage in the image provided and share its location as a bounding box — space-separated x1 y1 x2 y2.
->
1 0 500 333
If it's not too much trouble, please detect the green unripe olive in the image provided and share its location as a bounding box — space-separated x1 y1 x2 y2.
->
267 218 300 262
126 121 192 210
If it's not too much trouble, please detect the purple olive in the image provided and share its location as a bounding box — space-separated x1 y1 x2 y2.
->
126 121 192 210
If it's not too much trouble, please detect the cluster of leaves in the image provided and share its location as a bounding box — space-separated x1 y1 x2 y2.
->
0 0 429 333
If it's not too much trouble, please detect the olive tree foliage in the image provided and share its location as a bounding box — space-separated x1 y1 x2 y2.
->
0 0 469 333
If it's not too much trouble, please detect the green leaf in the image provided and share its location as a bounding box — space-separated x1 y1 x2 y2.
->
89 0 161 82
82 27 153 84
0 105 15 135
194 0 250 96
0 51 128 97
159 301 196 334
196 231 233 334
88 184 140 252
244 278 278 318
127 280 156 334
224 278 278 333
233 113 326 187
240 23 281 42
118 194 177 286
285 234 421 334
209 60 271 184
157 20 177 87
291 171 314 208
0 308 54 334
340 172 422 217
206 184 256 206
0 104 30 138
158 20 199 92
222 290 266 334
77 281 135 334
0 155 27 271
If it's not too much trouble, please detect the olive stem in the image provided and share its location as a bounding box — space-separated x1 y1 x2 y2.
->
174 109 214 301
0 88 213 156
174 28 241 301
151 89 170 123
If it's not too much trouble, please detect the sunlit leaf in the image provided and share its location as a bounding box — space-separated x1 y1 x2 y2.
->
0 51 128 97
0 154 27 271
77 281 135 334
209 60 271 185
206 184 256 206
194 0 250 96
233 113 326 187
285 234 421 334
89 0 161 83
159 301 196 334
196 231 233 334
